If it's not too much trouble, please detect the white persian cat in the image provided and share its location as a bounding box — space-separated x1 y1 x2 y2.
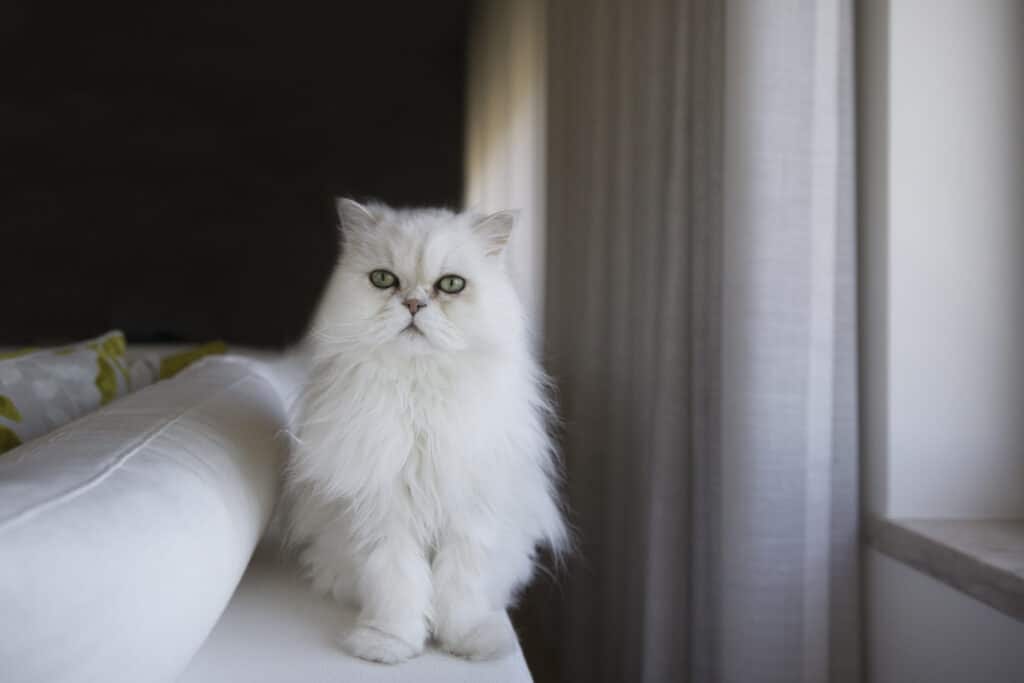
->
284 199 567 664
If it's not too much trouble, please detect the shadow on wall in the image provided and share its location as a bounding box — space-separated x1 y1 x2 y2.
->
0 1 469 347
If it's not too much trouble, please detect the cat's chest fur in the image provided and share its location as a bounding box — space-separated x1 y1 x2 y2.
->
326 354 512 517
370 358 513 538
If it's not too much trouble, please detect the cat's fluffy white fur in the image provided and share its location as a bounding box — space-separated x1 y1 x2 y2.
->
284 199 567 664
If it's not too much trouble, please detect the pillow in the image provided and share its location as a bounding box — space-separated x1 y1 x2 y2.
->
0 356 290 683
0 331 137 455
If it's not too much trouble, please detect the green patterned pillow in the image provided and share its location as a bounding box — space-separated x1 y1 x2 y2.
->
0 331 135 455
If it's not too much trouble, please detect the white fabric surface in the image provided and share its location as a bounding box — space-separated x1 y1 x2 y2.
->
0 357 288 683
178 544 533 683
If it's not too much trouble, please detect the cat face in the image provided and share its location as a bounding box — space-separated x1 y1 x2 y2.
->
313 199 525 357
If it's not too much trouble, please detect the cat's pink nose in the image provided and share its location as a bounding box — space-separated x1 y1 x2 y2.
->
403 298 427 316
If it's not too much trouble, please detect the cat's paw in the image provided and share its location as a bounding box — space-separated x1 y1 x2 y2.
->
342 624 422 664
437 612 518 661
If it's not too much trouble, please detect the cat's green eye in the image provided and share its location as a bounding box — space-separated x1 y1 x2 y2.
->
369 269 398 289
436 274 466 294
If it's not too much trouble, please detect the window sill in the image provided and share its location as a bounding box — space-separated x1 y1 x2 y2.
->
867 517 1024 622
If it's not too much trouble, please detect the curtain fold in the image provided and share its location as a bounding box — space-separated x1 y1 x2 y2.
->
542 1 859 681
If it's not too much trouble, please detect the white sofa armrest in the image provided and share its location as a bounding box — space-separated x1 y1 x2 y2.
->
0 357 288 683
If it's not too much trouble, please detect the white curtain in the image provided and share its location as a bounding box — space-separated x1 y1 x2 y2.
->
464 0 548 331
538 1 860 681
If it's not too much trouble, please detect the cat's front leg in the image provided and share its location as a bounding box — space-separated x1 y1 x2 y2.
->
431 531 527 661
341 527 431 664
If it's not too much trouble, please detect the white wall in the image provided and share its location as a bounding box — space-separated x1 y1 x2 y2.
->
868 549 1024 682
861 0 1024 519
861 2 1024 679
464 0 547 334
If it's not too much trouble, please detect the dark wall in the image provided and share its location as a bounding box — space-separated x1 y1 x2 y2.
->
1 2 469 347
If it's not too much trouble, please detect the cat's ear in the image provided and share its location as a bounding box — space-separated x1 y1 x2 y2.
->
472 209 518 256
335 198 376 234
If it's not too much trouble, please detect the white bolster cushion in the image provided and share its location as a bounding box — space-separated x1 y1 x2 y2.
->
0 357 287 683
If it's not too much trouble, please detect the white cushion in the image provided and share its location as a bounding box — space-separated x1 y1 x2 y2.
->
178 545 534 683
0 356 288 683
